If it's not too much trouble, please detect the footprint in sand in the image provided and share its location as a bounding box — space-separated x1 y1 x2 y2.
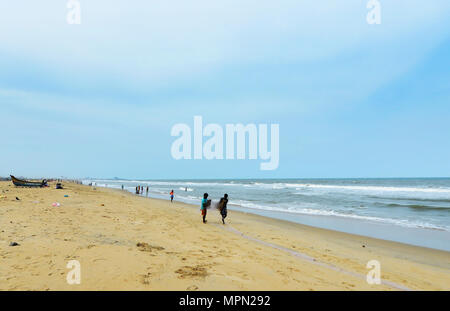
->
137 242 164 252
140 272 151 285
342 281 356 288
175 266 208 279
187 285 199 291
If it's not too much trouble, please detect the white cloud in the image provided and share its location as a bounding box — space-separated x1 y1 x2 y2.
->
0 0 449 110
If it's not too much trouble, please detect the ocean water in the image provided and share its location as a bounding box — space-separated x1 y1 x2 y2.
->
83 178 450 251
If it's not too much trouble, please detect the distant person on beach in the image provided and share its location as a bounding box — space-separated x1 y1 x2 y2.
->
121 185 124 190
201 193 209 223
146 186 149 196
219 194 229 224
170 190 174 202
185 187 187 192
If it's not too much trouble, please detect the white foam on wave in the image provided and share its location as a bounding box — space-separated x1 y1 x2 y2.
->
179 187 194 192
290 184 450 201
242 182 450 202
84 179 450 194
140 181 243 188
84 179 230 187
229 200 450 232
293 184 450 193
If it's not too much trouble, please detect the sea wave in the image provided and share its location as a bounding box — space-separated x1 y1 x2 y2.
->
178 187 194 192
292 183 450 193
228 200 450 231
387 203 450 211
85 179 450 233
87 179 450 194
368 196 450 203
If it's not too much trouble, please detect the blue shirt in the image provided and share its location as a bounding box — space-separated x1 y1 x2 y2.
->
201 198 208 210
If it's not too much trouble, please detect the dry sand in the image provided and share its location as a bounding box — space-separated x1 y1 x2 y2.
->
0 181 449 291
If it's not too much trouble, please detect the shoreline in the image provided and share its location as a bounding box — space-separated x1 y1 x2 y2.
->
164 197 450 269
104 183 450 252
152 194 450 255
226 205 450 252
1 181 449 290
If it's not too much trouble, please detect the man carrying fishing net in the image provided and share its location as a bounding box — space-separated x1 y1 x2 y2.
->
218 194 228 224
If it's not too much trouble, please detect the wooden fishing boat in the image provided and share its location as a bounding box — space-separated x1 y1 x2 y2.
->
10 175 48 188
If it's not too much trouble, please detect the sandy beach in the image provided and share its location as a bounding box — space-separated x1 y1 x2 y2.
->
0 181 449 291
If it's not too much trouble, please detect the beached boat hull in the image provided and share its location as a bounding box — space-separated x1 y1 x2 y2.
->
10 175 47 187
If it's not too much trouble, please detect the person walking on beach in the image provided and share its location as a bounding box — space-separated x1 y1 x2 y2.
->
146 186 149 196
219 194 229 224
170 190 174 203
201 193 209 223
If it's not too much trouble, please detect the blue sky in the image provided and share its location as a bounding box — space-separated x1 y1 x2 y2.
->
1 1 449 179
